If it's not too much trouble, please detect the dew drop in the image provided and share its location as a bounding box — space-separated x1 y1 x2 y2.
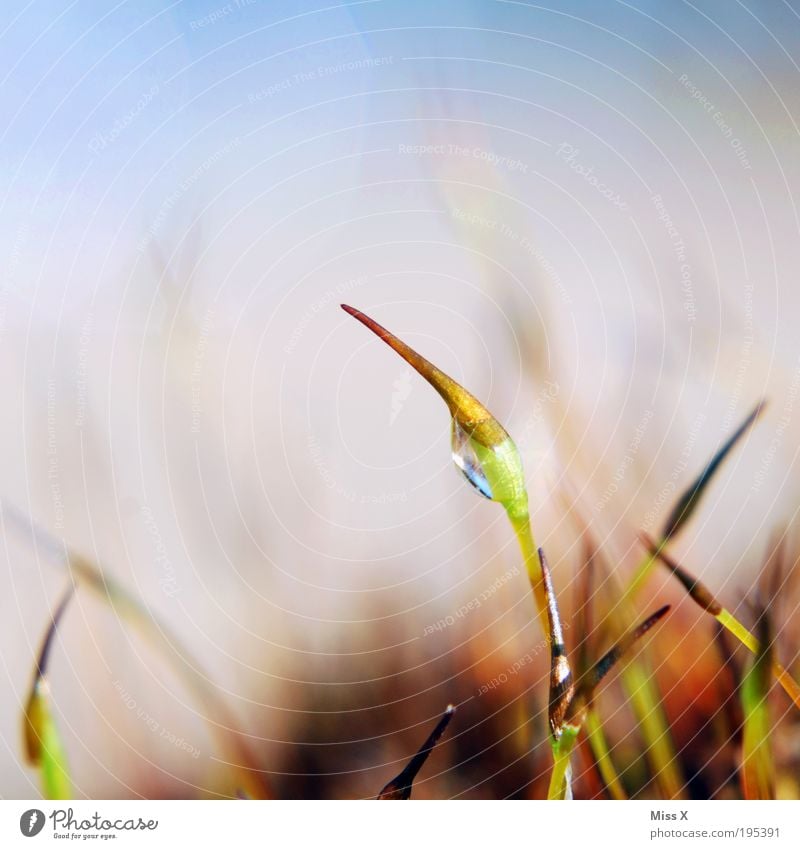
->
451 419 493 500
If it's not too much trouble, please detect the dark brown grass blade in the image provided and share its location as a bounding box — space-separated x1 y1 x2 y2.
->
378 705 456 799
712 622 744 742
574 536 597 683
540 548 574 738
661 400 766 541
24 583 75 764
584 606 671 694
641 533 722 614
566 605 671 728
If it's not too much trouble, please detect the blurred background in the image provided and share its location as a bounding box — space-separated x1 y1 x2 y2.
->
2 0 800 799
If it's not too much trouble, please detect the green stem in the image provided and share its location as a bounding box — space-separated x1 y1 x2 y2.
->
716 609 800 709
548 726 579 800
622 547 660 611
621 661 683 798
509 510 549 637
584 708 627 799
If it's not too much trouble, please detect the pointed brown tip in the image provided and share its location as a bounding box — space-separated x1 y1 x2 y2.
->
640 534 722 615
650 604 671 623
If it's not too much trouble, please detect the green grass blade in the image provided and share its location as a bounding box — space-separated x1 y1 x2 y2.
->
378 705 455 799
741 611 775 799
584 708 627 799
547 724 579 800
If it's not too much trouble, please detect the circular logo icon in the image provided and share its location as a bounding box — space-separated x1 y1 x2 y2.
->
19 809 45 837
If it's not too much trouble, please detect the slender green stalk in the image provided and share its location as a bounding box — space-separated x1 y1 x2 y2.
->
620 663 682 798
741 611 775 799
548 725 579 800
584 708 627 799
508 511 549 640
540 548 670 800
341 307 674 800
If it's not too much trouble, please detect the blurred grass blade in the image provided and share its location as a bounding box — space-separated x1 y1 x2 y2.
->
570 608 673 798
541 546 669 799
573 537 596 683
555 485 678 798
378 705 456 799
626 402 766 604
572 544 626 798
662 401 766 541
741 610 775 799
341 305 548 633
2 504 273 799
579 606 671 699
642 534 800 710
23 584 74 799
68 555 274 799
584 708 627 799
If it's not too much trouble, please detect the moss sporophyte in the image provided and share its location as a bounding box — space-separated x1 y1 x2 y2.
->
341 304 548 632
341 305 670 799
